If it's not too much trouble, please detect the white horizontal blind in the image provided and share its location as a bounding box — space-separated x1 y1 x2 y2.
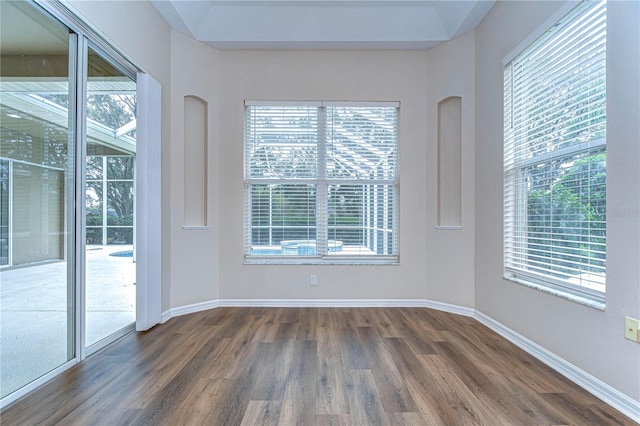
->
245 106 318 180
326 107 397 256
249 184 317 254
326 107 397 180
245 103 398 260
504 0 606 299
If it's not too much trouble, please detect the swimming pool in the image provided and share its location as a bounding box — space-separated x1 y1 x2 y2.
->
110 250 133 257
251 240 343 256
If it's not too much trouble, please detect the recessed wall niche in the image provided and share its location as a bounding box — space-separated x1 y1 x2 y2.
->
437 96 462 228
183 95 208 228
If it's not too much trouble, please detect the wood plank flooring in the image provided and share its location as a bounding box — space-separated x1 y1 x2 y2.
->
1 307 636 425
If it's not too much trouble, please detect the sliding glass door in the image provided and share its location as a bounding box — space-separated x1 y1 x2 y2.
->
0 0 139 402
85 47 136 349
0 0 76 398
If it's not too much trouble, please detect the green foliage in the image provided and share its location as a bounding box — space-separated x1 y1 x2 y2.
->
41 92 136 136
526 152 606 277
85 156 134 243
87 94 136 135
86 213 102 226
107 228 133 245
107 215 134 227
85 228 103 245
86 156 135 219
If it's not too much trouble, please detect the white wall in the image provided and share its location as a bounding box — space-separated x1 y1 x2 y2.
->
215 47 476 304
425 32 476 307
474 0 640 401
168 32 221 308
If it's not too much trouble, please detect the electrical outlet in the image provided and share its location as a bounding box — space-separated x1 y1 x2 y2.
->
310 275 317 286
624 317 640 343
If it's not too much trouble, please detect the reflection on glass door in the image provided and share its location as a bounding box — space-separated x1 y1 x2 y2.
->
0 159 8 266
0 1 75 398
84 47 136 348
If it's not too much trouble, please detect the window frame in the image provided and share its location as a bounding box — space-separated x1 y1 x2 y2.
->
502 0 607 307
244 100 400 265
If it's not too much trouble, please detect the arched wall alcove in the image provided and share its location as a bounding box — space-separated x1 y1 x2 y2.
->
437 96 462 228
183 95 208 227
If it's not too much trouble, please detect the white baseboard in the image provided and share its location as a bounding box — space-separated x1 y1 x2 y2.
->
422 299 475 317
162 298 472 320
161 298 640 423
219 298 434 308
474 311 640 424
162 299 438 321
161 299 220 323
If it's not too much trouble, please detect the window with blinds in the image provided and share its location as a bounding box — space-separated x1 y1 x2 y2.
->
503 0 606 303
245 101 398 262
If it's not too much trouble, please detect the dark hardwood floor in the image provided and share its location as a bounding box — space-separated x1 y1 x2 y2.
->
1 307 636 425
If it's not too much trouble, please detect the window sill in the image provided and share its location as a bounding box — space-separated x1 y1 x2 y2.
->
244 256 399 266
504 275 605 311
182 226 209 231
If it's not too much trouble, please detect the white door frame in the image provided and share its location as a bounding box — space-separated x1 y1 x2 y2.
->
135 73 163 331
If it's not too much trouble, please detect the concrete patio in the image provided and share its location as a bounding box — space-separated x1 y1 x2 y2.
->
0 245 135 399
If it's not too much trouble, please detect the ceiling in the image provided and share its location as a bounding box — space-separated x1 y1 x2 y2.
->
0 1 70 55
150 0 495 50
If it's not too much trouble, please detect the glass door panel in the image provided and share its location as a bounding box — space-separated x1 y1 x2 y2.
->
84 47 136 348
0 0 75 398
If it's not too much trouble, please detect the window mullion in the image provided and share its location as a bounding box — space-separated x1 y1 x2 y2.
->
316 106 328 255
